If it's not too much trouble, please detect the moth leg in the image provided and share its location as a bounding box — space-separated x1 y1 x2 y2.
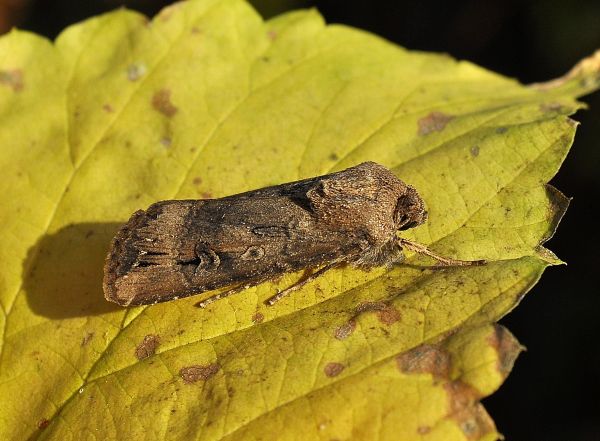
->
194 280 266 309
265 259 343 306
398 238 486 266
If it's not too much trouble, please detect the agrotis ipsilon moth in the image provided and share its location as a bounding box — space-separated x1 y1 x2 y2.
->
103 162 485 308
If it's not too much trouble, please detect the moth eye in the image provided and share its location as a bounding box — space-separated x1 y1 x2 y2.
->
399 221 418 231
397 214 411 228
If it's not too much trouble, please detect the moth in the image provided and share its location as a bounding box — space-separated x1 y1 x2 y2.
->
103 162 484 308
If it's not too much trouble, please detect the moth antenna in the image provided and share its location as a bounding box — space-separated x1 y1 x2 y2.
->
398 238 486 266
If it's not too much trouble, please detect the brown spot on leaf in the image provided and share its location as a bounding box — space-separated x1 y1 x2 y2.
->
0 69 23 92
396 344 451 379
193 176 202 185
267 30 277 40
152 89 178 117
334 319 356 340
495 127 508 134
355 301 400 325
81 332 94 347
417 426 431 435
324 362 345 377
200 192 213 199
445 381 495 440
180 363 220 384
135 334 160 360
37 418 50 429
329 153 339 161
376 306 401 325
470 145 480 157
102 104 114 113
488 325 524 378
160 137 172 147
417 111 453 135
252 312 264 324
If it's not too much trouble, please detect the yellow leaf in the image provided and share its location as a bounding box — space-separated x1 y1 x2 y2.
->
0 1 598 440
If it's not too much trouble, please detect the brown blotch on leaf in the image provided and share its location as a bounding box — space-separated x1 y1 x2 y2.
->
417 426 431 435
152 89 178 117
324 362 345 377
102 104 114 113
355 301 400 326
376 306 401 325
135 334 160 360
200 192 213 199
193 177 202 186
396 344 451 379
81 332 94 347
180 363 220 384
470 145 480 157
0 69 24 92
445 381 495 440
251 312 264 324
488 325 524 378
334 319 356 340
417 111 453 135
37 418 50 430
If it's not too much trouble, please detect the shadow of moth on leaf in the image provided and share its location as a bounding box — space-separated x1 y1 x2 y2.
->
23 222 123 319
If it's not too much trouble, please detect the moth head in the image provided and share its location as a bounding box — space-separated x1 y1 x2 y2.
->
394 186 428 231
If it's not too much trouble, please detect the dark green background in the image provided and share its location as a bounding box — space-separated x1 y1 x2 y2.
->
6 1 599 439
